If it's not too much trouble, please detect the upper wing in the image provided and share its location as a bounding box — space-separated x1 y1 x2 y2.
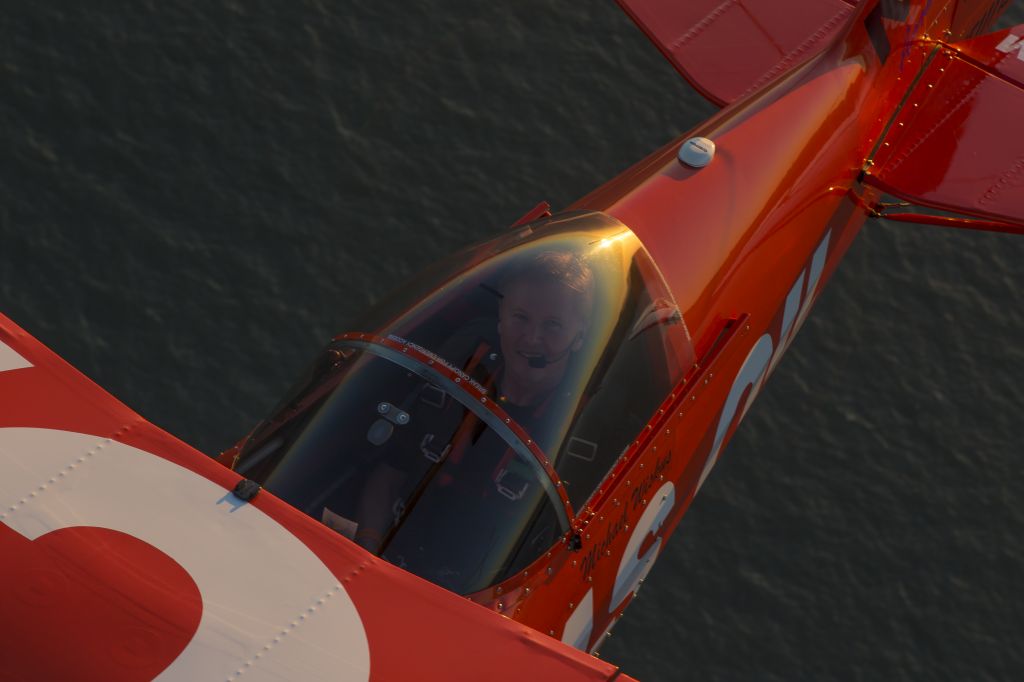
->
0 312 632 682
864 25 1024 226
615 0 858 105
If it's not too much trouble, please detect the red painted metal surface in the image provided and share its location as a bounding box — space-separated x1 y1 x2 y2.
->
3 0 1020 677
454 7 895 647
865 31 1024 226
0 312 633 681
949 0 1013 41
880 212 1024 235
512 200 553 228
615 0 858 105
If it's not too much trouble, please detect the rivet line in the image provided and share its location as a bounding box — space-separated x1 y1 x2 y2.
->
0 426 134 520
225 583 343 681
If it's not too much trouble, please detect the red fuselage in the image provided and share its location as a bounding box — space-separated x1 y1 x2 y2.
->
459 6 904 650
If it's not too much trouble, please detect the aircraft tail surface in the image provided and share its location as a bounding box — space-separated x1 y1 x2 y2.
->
615 0 1014 106
615 0 859 105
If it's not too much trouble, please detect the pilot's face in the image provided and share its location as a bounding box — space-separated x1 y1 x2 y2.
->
497 277 587 398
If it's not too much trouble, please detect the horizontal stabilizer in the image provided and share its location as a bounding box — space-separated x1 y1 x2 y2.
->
865 26 1024 226
615 0 857 105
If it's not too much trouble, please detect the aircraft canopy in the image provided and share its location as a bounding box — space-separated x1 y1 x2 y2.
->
233 211 693 594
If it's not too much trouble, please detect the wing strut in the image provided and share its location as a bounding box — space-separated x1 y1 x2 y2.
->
872 209 1024 237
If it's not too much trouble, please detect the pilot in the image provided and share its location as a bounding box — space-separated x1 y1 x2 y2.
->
352 250 595 557
493 250 594 418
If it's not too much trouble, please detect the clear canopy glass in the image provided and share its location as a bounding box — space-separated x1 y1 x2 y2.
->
234 211 694 594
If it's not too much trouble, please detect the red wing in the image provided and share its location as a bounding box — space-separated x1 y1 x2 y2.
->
616 0 857 105
0 312 632 682
865 26 1024 226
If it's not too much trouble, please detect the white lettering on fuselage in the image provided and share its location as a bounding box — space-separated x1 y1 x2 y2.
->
563 481 675 653
610 481 675 611
560 588 594 650
561 228 833 652
996 33 1024 61
697 229 831 492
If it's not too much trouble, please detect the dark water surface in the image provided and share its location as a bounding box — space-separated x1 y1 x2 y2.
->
4 2 1023 679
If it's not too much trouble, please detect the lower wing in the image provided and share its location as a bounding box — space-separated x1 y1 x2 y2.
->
0 312 632 681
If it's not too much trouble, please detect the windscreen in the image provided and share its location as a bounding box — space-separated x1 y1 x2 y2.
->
235 210 694 594
235 344 566 595
361 211 694 509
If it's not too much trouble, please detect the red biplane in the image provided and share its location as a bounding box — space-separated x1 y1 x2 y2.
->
2 0 1022 679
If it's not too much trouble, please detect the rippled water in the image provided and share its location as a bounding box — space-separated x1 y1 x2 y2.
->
4 2 1023 679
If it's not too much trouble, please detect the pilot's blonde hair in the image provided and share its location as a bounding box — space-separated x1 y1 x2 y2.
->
501 250 595 324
